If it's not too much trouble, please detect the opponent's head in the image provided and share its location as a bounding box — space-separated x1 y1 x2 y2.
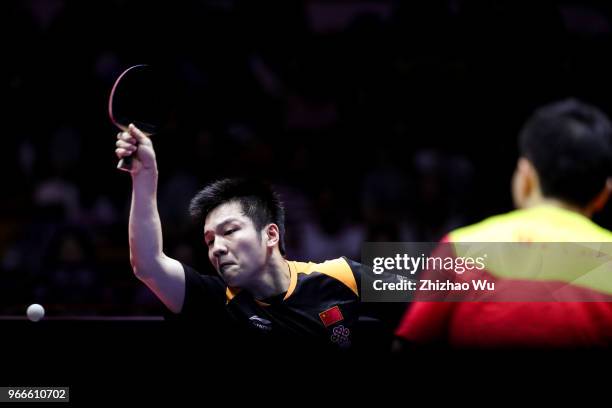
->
513 98 612 214
189 178 286 286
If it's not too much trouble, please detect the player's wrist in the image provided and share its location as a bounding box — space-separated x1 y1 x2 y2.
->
131 165 158 181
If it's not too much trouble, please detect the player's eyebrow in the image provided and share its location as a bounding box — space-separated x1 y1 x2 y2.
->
204 217 242 235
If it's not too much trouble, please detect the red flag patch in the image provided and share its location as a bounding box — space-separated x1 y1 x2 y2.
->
319 305 344 327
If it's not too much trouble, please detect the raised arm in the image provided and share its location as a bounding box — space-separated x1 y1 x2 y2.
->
115 124 185 313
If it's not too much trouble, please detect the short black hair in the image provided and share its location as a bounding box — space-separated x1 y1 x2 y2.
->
519 98 612 207
189 178 286 255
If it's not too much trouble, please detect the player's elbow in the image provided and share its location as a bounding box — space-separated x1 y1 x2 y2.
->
130 255 159 280
129 254 144 278
131 264 149 280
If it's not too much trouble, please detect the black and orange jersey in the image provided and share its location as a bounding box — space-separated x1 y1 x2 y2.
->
176 257 367 348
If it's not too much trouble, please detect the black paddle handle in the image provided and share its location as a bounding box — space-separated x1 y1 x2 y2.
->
117 155 134 172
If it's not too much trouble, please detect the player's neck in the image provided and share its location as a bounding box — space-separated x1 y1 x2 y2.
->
246 253 291 300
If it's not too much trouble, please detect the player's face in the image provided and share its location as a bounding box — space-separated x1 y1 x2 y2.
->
204 201 267 287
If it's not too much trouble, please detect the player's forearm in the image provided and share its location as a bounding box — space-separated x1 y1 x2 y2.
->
128 169 165 277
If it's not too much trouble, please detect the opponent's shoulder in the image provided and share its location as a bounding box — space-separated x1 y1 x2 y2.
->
448 210 523 242
449 206 612 242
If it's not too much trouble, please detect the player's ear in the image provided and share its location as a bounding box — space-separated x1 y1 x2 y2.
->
264 224 280 249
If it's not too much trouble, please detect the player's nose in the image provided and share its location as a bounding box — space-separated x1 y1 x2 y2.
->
211 239 228 258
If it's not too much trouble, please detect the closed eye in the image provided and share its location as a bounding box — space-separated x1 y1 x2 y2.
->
224 228 238 236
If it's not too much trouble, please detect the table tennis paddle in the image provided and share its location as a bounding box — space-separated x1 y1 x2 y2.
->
108 64 165 171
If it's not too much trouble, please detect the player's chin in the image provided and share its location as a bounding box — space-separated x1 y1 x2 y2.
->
219 265 242 285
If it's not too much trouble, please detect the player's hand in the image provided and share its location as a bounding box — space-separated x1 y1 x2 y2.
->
115 124 157 174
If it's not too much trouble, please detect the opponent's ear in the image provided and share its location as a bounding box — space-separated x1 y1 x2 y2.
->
512 157 539 208
588 178 612 214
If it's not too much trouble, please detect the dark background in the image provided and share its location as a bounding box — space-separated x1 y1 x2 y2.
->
2 0 612 317
3 0 612 400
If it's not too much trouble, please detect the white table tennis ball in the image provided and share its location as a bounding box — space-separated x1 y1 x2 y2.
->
26 303 45 322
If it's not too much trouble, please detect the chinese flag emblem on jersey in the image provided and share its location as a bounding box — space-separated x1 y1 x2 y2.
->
319 306 344 327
